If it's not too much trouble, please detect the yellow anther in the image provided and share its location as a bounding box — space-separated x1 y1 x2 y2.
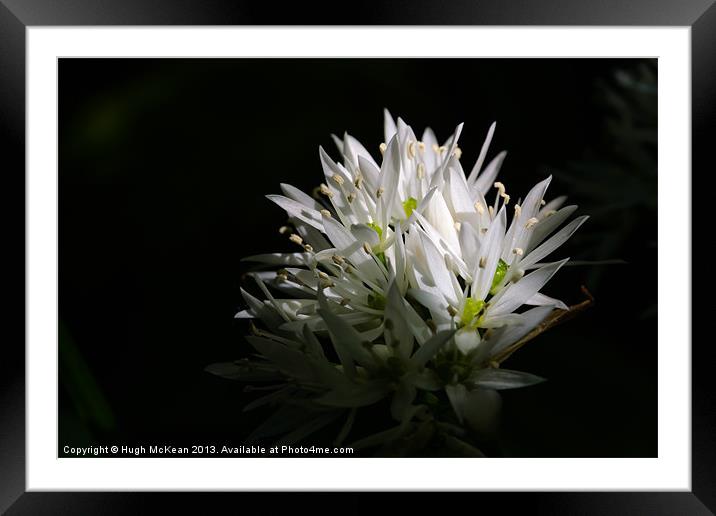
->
417 163 426 179
525 217 539 229
320 183 334 198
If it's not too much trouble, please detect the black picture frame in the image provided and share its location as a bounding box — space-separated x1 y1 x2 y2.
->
1 1 708 513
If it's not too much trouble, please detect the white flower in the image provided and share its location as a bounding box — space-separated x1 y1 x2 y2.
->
246 111 506 329
210 111 590 451
406 175 588 353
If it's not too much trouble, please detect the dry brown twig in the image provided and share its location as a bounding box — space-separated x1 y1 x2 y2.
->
491 286 595 366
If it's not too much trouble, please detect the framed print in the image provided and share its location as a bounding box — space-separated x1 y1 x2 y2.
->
1 0 710 513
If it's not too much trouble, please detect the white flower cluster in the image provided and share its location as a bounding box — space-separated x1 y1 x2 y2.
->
210 111 587 442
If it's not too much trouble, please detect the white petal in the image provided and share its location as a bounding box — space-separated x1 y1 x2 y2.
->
317 289 375 372
280 183 322 211
478 313 524 328
525 292 568 310
384 281 415 360
487 259 568 317
423 192 461 253
466 121 496 184
331 133 344 154
350 223 381 248
357 155 380 194
483 305 554 358
419 231 460 306
279 312 377 332
404 186 437 226
240 287 283 330
445 383 468 424
391 382 417 421
408 288 449 317
377 135 402 228
392 221 408 293
401 297 432 345
472 205 506 300
447 164 476 215
274 299 318 319
410 329 456 369
455 328 481 354
421 127 439 172
322 214 381 281
358 322 385 343
539 195 567 217
343 132 379 170
527 206 578 253
520 215 588 269
266 194 324 231
508 176 552 257
429 124 464 191
473 151 507 196
470 368 545 390
245 336 313 381
318 147 357 225
316 381 390 408
293 221 331 252
458 222 481 272
384 108 397 144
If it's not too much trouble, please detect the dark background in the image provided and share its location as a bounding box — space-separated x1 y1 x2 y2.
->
58 58 657 457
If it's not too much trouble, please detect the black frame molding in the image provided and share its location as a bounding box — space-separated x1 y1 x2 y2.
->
1 1 709 513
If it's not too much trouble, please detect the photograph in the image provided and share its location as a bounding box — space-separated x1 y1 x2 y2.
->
58 57 658 459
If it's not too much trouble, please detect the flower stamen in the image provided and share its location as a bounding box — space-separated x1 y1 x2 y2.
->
417 163 425 179
319 183 334 198
525 217 539 229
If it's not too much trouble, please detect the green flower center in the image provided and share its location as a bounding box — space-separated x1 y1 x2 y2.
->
460 298 485 329
367 293 386 310
402 197 418 218
490 259 509 294
366 222 383 238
